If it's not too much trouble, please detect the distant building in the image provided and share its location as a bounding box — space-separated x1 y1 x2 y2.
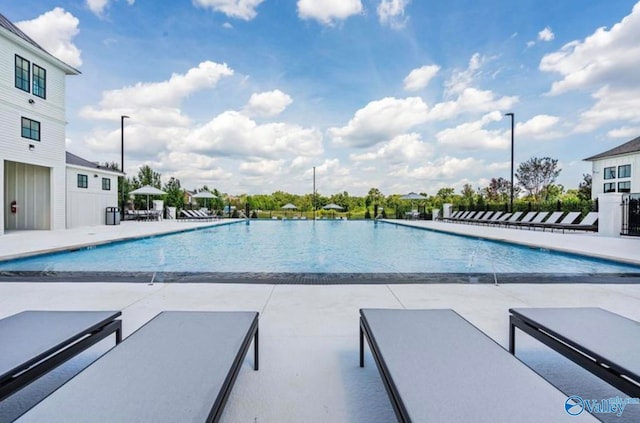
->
584 136 640 199
0 13 79 234
66 152 122 228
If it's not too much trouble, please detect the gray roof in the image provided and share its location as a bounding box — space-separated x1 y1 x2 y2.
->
584 136 640 161
0 13 79 75
66 152 124 175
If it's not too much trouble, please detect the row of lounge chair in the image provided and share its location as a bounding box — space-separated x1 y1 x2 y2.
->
443 210 598 232
3 306 637 421
179 209 219 221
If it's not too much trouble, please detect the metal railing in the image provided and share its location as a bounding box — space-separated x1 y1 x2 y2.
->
621 194 640 236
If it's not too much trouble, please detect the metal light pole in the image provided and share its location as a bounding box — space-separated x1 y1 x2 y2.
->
505 112 514 213
120 115 129 219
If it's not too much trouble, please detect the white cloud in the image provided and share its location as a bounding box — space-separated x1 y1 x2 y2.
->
427 88 518 121
86 0 135 16
574 86 640 133
378 0 411 29
436 111 508 150
403 65 440 91
538 27 555 42
16 8 82 67
526 40 536 48
444 53 482 96
516 114 561 139
179 111 324 159
349 133 432 164
193 0 265 20
239 159 286 176
540 3 640 95
328 97 428 148
244 90 293 117
607 126 640 139
81 61 233 116
297 0 363 25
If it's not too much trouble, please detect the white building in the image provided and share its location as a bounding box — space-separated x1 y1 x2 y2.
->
585 136 640 199
0 13 79 235
66 152 121 228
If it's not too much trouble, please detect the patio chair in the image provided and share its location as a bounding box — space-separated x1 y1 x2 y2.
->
536 211 581 232
477 211 503 225
0 311 122 401
512 211 550 230
359 309 595 422
497 211 523 226
443 211 462 221
527 211 564 230
16 311 259 423
505 211 537 228
509 307 640 398
543 212 598 233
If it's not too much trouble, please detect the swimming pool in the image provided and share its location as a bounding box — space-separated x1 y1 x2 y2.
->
0 221 638 279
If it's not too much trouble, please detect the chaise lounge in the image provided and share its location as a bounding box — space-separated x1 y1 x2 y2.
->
509 307 640 398
15 311 259 423
0 310 122 401
359 308 595 422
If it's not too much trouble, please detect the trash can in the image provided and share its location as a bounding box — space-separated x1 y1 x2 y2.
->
106 207 120 225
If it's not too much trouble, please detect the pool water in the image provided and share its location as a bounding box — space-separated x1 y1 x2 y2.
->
0 220 638 274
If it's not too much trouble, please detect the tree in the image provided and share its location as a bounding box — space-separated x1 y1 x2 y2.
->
163 177 184 209
436 188 455 200
136 165 162 188
578 173 592 201
460 183 475 205
515 157 561 201
484 177 512 202
365 188 384 208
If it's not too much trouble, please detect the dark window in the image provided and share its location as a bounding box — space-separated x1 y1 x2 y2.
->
77 174 88 189
32 64 46 99
21 117 40 141
618 181 631 193
15 55 30 92
102 177 111 191
603 183 615 193
603 167 616 180
618 164 631 178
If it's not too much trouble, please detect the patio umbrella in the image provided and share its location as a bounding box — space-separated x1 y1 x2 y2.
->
192 190 217 209
322 203 343 218
130 185 166 211
400 192 427 216
281 203 297 218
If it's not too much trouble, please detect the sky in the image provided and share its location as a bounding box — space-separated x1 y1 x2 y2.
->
4 0 640 196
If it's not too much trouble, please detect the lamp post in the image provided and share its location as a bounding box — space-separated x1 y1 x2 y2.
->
505 112 514 213
120 115 129 220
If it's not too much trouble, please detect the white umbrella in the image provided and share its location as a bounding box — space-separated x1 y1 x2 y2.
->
400 192 427 217
322 203 343 218
281 203 297 218
130 185 166 211
192 190 217 209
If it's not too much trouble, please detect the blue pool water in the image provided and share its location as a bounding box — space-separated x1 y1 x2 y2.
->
1 220 639 274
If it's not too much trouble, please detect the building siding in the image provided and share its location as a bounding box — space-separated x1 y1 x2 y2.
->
590 153 640 199
0 23 74 234
66 166 119 228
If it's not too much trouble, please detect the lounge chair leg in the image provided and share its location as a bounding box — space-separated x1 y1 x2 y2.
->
508 317 516 354
359 324 364 367
254 327 259 371
115 321 122 344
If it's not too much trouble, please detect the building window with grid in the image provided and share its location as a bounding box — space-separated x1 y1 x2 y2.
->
32 64 46 99
618 164 631 179
618 181 631 193
102 177 111 191
603 167 616 180
603 183 615 193
15 55 30 92
21 117 40 141
77 174 88 189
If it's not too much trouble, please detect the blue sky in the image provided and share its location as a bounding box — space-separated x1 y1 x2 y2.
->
4 0 640 196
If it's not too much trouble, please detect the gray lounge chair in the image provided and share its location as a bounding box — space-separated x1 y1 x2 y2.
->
510 307 640 398
16 311 259 423
513 211 550 230
505 211 538 228
359 309 596 422
544 211 598 233
0 311 121 401
498 211 523 226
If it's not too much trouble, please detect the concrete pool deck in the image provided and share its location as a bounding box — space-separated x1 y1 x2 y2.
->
1 219 640 421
